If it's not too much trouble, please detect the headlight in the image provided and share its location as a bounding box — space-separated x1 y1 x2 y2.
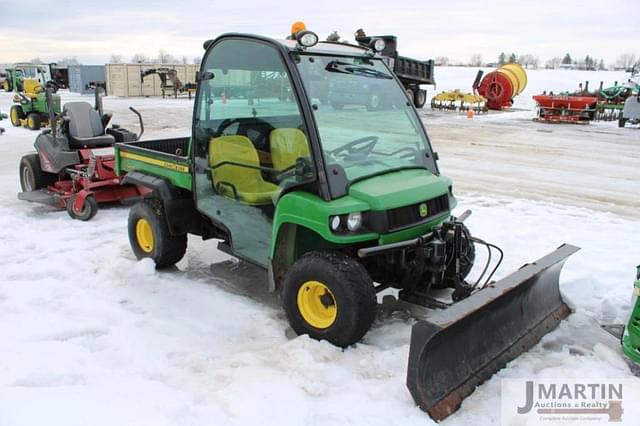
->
330 215 341 231
347 212 362 231
372 39 386 52
297 30 319 48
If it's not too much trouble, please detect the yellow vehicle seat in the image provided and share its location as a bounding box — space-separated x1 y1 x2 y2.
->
269 128 310 171
22 79 43 98
209 135 279 205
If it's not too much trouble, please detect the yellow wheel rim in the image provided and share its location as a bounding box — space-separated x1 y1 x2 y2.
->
135 218 154 253
297 280 337 329
11 108 18 124
3 81 9 91
28 116 34 128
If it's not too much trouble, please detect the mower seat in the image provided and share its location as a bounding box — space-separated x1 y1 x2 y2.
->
269 128 310 171
64 102 115 149
209 135 279 205
22 79 43 98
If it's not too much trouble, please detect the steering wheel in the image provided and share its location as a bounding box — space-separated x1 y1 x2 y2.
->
45 80 59 93
330 135 379 160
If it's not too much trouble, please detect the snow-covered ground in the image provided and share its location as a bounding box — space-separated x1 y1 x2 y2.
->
0 68 639 426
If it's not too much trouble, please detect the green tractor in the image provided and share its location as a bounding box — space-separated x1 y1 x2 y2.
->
622 266 640 364
113 28 579 420
6 63 61 131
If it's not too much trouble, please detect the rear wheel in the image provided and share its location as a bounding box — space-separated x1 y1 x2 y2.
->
2 80 10 92
405 88 415 104
26 113 41 131
19 154 57 191
282 251 377 347
10 105 24 127
128 200 187 268
414 89 427 108
66 194 98 221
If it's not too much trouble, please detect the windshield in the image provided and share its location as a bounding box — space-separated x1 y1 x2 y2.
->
293 52 437 185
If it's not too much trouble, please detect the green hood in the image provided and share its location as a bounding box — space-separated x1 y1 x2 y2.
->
348 168 452 210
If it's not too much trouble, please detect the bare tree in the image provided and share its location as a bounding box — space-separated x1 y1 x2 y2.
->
545 57 562 69
616 53 637 70
181 56 188 64
517 54 539 69
193 56 202 65
157 50 177 64
29 57 44 64
469 54 483 67
131 53 149 63
435 56 449 66
57 57 81 66
109 54 123 64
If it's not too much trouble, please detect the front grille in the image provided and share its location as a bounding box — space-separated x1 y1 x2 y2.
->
387 194 449 230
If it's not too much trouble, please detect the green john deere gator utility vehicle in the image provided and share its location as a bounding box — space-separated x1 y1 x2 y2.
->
114 29 579 420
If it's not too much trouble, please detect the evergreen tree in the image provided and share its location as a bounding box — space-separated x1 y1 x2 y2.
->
498 52 506 65
509 53 517 63
562 53 572 64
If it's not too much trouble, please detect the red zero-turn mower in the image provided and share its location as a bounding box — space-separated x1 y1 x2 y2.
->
18 85 151 220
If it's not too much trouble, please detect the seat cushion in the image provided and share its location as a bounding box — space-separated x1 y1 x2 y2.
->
270 128 310 171
64 102 105 139
69 134 116 149
209 135 279 205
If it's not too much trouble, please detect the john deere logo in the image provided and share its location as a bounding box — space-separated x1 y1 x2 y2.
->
419 203 428 217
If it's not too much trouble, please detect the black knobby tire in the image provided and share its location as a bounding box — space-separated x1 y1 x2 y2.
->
282 251 377 347
414 89 427 108
128 200 187 269
19 154 57 192
66 194 98 221
26 113 41 131
10 105 24 127
405 88 415 104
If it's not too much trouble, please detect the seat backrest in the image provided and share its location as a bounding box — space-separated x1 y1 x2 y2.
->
209 135 264 195
22 78 42 95
269 128 310 171
64 102 104 139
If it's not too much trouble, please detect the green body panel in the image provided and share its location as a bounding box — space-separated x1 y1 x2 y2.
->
270 168 454 259
622 268 640 364
114 144 192 191
272 191 378 252
349 169 452 210
18 93 61 115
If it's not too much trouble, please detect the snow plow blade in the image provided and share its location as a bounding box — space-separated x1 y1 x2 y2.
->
406 243 580 421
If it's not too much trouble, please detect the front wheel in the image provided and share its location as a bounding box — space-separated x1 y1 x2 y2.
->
282 251 377 347
128 200 187 268
66 194 98 221
26 113 41 131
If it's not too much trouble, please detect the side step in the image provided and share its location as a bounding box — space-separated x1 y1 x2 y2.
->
406 244 580 421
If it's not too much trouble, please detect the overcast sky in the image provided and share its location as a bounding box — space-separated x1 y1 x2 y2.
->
0 0 636 65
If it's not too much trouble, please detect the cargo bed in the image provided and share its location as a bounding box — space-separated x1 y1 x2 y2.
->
114 137 192 191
